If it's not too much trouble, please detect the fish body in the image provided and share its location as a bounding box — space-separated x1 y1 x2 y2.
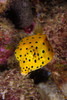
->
15 34 54 75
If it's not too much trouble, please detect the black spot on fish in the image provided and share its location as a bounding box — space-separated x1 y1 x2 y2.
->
26 66 28 68
20 48 22 50
30 50 32 52
15 52 16 54
42 62 44 64
31 46 33 47
24 54 26 56
48 48 50 51
23 67 24 69
17 57 19 59
29 59 31 61
25 70 26 71
28 68 30 70
20 55 22 57
29 42 31 44
38 58 40 60
25 58 27 60
34 60 36 63
27 53 28 54
23 61 25 63
39 37 41 38
32 37 34 39
37 66 39 68
31 66 33 68
42 50 45 53
36 46 38 49
33 49 35 51
40 65 42 67
37 53 39 56
35 41 38 43
46 38 47 41
33 52 36 56
26 48 28 50
48 57 50 60
41 56 43 58
23 43 25 45
43 42 45 45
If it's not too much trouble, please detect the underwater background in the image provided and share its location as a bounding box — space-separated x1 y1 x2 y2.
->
0 0 67 100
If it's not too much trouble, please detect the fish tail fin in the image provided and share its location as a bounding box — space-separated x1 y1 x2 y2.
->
34 22 44 35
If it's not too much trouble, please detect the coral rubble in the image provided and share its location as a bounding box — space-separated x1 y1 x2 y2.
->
0 69 42 100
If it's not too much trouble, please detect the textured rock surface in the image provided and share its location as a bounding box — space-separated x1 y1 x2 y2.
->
0 69 42 100
38 80 66 100
0 17 16 65
0 0 11 13
7 0 33 28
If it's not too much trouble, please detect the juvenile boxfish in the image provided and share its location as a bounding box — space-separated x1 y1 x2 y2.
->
15 34 54 75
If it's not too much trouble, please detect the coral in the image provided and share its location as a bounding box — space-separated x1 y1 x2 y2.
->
0 0 11 13
0 69 42 100
0 17 16 65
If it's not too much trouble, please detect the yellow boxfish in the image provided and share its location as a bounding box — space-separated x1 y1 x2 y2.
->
15 34 54 75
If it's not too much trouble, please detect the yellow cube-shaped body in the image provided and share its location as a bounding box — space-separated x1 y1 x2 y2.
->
15 34 54 75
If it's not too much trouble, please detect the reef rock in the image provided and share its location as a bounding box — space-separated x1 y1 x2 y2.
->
0 69 42 100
